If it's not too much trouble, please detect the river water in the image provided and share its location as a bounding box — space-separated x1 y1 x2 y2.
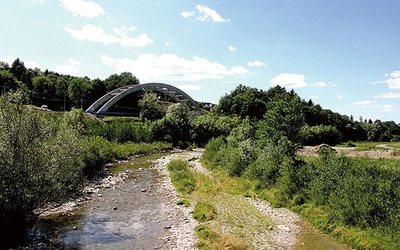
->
30 153 349 250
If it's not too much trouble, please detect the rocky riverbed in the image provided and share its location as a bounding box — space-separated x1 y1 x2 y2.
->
31 149 347 250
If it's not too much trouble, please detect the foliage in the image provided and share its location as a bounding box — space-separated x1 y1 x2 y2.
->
301 124 342 145
138 93 165 122
245 136 294 188
190 114 241 147
167 159 196 194
0 90 85 245
256 95 305 146
151 103 191 147
215 84 267 120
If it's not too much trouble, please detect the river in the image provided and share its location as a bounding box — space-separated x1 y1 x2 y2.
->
29 151 349 250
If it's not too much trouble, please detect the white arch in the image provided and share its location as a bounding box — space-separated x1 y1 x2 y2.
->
86 82 203 115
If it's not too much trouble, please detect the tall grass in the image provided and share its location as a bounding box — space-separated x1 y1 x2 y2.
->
167 160 196 194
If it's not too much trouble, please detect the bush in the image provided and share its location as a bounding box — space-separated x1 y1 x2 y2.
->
0 91 86 247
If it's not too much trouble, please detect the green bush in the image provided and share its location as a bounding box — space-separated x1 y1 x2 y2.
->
0 91 86 246
201 136 227 169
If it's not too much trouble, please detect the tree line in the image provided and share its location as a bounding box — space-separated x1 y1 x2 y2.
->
0 58 140 111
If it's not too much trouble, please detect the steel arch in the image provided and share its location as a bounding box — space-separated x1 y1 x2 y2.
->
85 82 203 116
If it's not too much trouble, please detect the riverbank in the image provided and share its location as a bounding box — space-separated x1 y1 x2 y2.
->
31 149 347 249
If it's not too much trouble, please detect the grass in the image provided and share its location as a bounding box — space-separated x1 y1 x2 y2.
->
167 159 196 194
337 141 400 150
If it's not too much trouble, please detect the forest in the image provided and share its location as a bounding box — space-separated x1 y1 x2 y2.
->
1 58 400 249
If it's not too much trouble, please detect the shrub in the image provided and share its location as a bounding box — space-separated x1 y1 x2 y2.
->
0 91 86 247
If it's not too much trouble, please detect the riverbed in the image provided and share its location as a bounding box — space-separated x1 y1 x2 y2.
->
31 150 349 250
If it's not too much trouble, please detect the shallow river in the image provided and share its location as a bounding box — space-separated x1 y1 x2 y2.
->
32 153 349 250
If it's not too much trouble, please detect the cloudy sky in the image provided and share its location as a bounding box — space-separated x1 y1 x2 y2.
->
1 0 400 122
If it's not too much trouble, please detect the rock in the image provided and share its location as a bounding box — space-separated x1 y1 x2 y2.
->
141 188 147 192
113 206 117 210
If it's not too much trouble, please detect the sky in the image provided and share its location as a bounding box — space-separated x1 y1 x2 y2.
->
1 0 400 122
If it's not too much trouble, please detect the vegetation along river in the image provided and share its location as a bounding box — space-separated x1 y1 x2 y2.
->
31 150 349 250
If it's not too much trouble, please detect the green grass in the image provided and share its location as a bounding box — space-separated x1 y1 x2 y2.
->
193 202 217 222
167 160 196 194
337 141 400 150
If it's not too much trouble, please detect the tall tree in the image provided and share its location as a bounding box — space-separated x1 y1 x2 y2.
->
68 77 92 109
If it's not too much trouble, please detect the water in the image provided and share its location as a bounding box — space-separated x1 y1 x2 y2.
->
30 153 350 250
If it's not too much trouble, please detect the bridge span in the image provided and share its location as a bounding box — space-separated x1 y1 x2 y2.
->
85 82 203 116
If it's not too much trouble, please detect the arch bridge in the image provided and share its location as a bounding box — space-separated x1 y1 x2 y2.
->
86 82 203 116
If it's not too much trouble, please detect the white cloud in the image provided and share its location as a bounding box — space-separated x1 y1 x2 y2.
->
228 46 237 52
353 100 373 105
101 53 249 82
182 5 230 22
270 73 308 88
65 24 153 47
247 60 266 67
67 58 80 66
382 105 397 112
310 95 320 99
376 70 400 89
0 56 15 65
311 81 328 87
178 85 202 91
59 0 105 18
56 58 81 76
180 11 194 18
337 95 343 99
26 60 45 70
374 92 400 99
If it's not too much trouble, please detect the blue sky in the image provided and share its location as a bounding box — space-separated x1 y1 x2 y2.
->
1 0 400 122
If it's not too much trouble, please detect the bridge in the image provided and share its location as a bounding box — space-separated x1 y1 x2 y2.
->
85 82 204 116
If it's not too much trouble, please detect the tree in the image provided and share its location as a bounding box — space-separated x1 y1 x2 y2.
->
256 95 305 148
104 72 139 92
151 103 191 147
216 84 267 119
138 93 165 121
32 74 55 98
68 77 92 109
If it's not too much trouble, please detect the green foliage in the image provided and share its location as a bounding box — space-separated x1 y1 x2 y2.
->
68 77 92 108
201 136 227 169
83 136 114 176
138 93 165 122
193 202 217 222
99 119 153 143
151 103 191 147
301 124 342 145
245 136 294 188
215 84 267 120
256 95 305 147
190 114 241 146
167 159 196 194
0 91 85 240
